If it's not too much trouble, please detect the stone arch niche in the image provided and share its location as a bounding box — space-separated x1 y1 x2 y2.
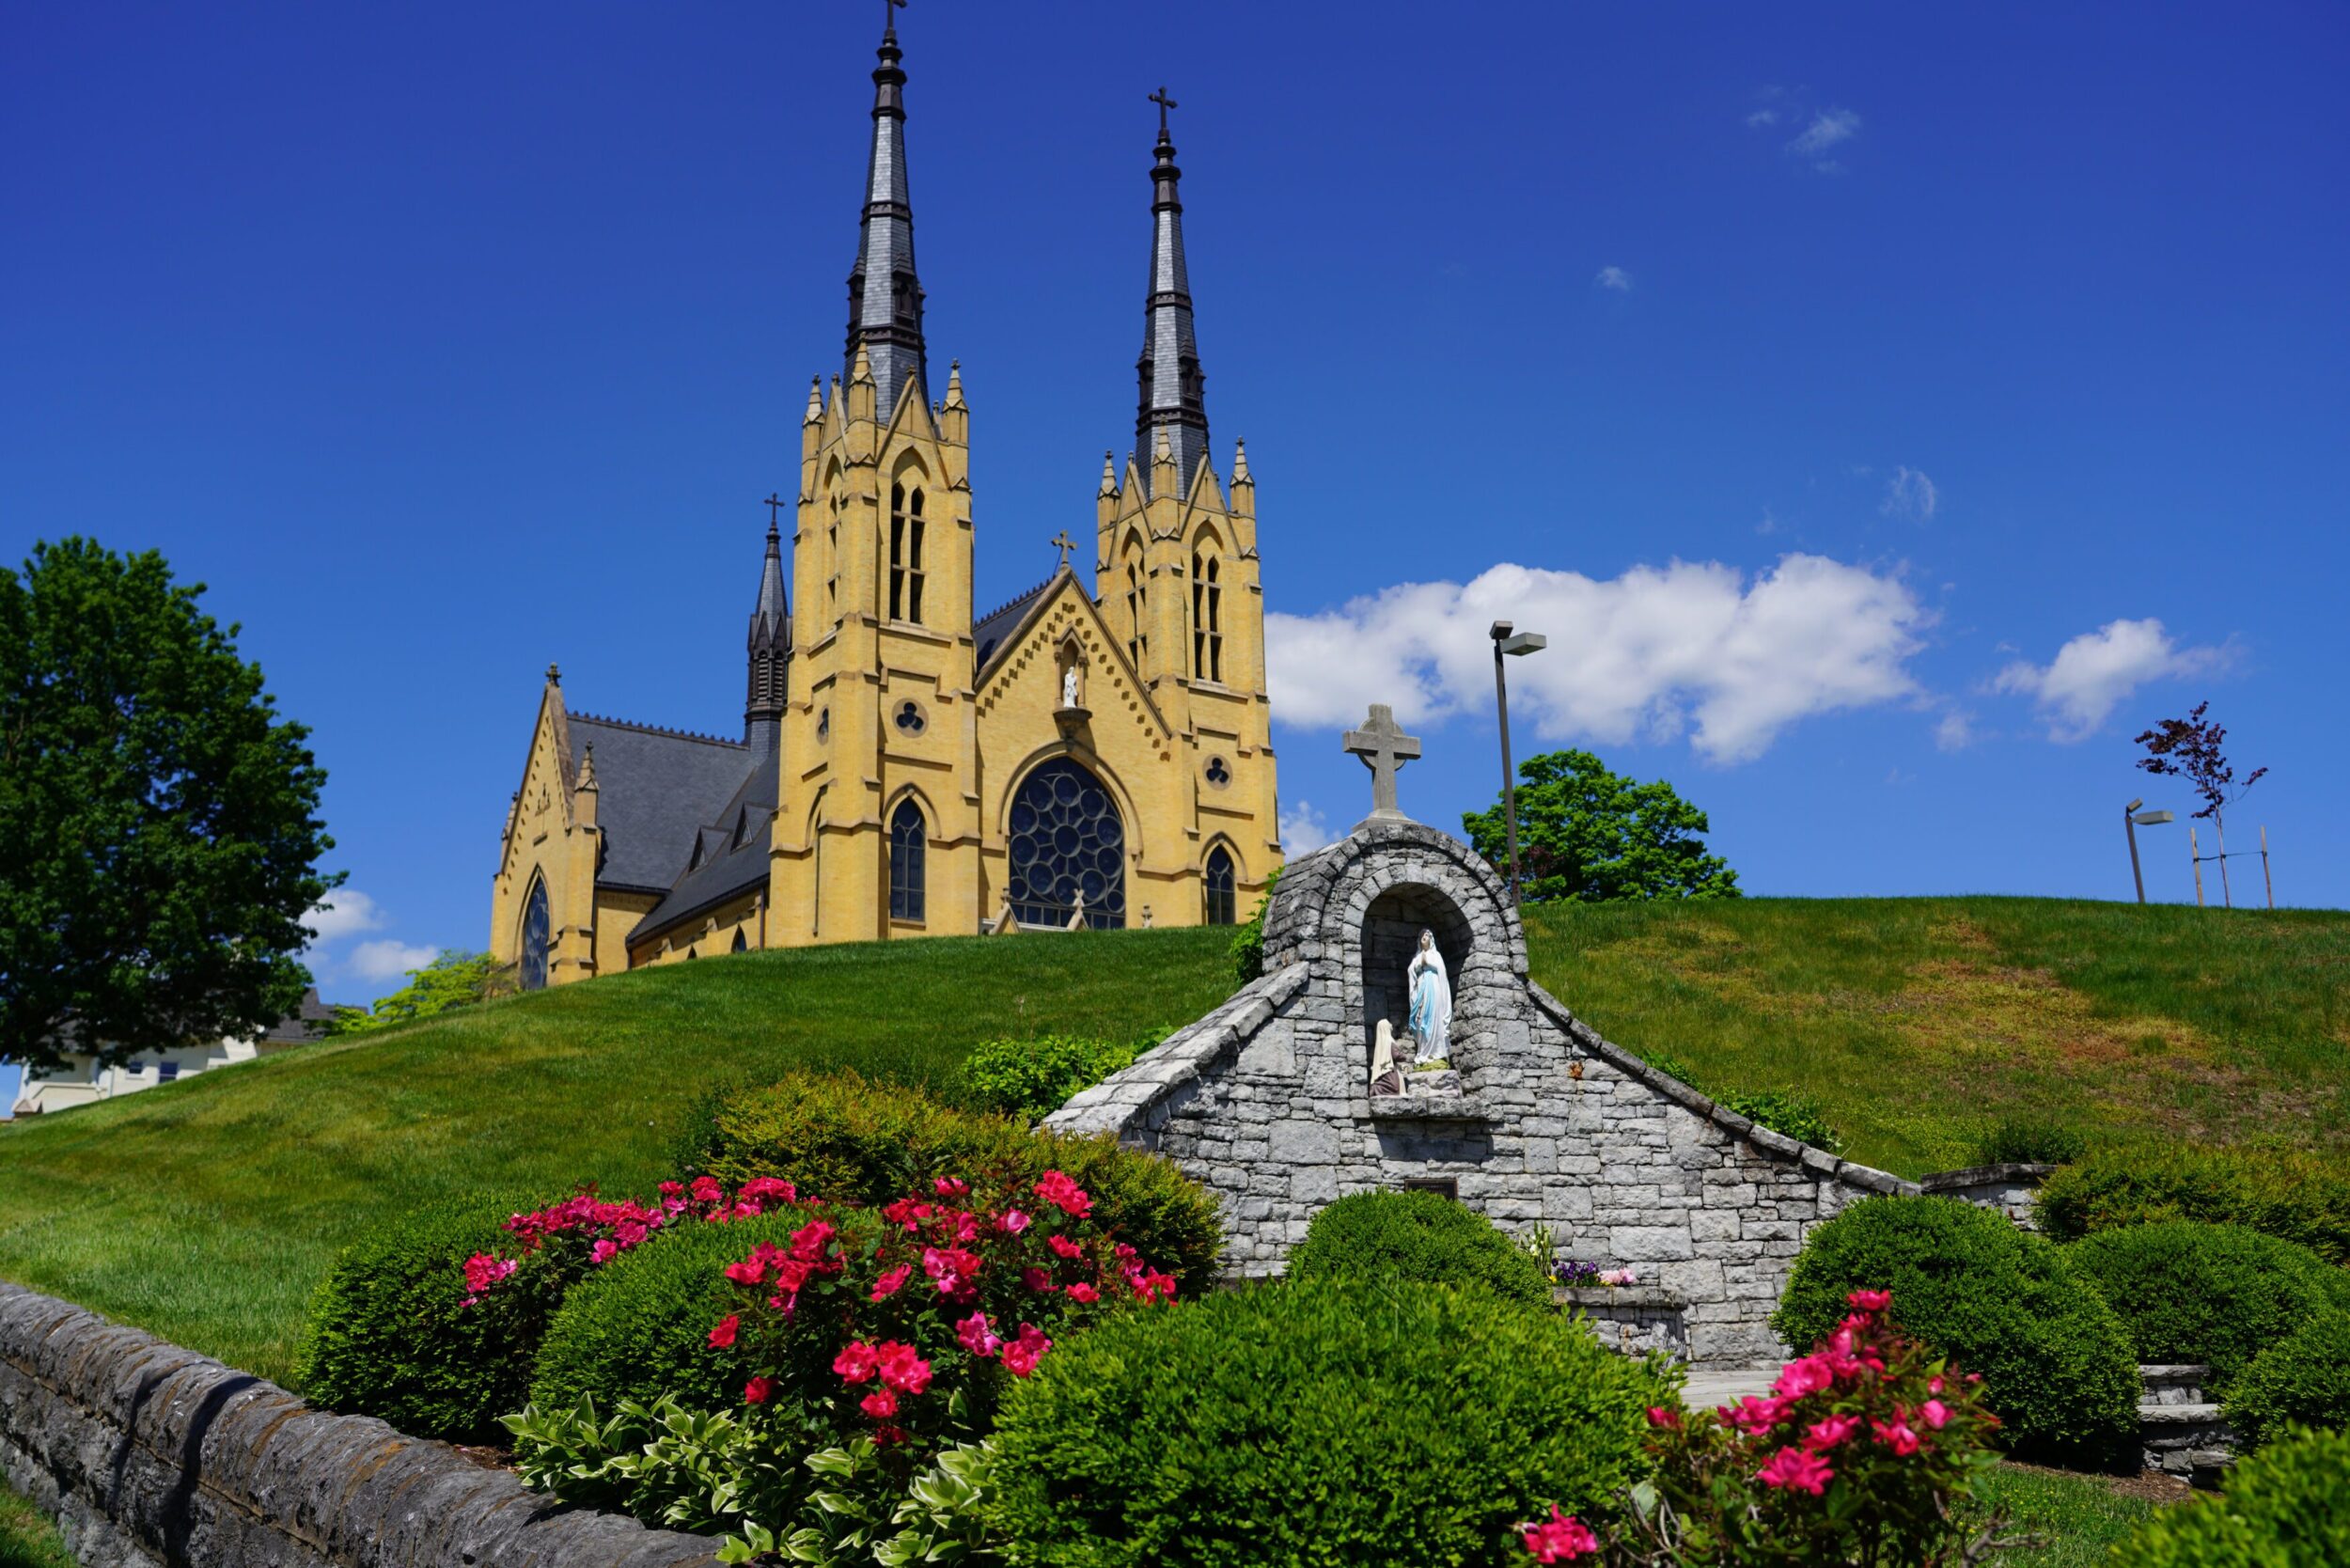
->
1359 882 1473 1077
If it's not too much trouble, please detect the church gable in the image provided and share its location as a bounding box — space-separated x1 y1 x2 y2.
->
496 685 575 886
975 572 1172 748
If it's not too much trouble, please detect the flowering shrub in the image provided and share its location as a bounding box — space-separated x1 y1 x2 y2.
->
1520 1293 2008 1566
461 1174 800 1306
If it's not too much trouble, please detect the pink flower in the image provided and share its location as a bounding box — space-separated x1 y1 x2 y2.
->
1872 1418 1921 1456
741 1176 797 1206
1022 1266 1054 1293
1128 1268 1178 1304
997 1209 1032 1234
934 1177 969 1198
744 1376 774 1405
1034 1170 1094 1218
956 1311 1002 1358
860 1388 899 1419
1756 1445 1834 1496
1065 1281 1101 1303
1773 1354 1835 1400
922 1245 983 1295
1724 1395 1792 1435
834 1341 880 1384
1847 1288 1893 1312
691 1176 724 1205
870 1265 912 1302
1047 1234 1085 1261
1803 1414 1861 1451
1920 1399 1950 1431
1519 1506 1598 1562
723 1256 768 1286
461 1253 517 1298
613 1219 649 1248
1645 1406 1682 1430
708 1313 740 1349
876 1341 932 1395
1597 1267 1637 1286
1001 1323 1053 1377
789 1218 837 1262
589 1239 619 1266
1928 1375 1945 1395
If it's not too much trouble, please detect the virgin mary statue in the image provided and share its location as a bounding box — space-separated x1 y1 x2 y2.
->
1407 930 1452 1065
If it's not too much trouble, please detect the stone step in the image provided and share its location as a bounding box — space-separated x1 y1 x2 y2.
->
2138 1402 2224 1425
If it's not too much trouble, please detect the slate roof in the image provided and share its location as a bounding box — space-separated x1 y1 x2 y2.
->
626 747 779 947
973 577 1055 675
260 987 341 1044
567 714 754 893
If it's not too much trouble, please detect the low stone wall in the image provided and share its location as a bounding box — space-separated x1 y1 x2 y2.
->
0 1281 721 1568
1916 1164 2057 1230
1558 1287 1687 1360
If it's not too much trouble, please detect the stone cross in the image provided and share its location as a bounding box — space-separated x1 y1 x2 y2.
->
1051 530 1076 572
1151 86 1178 136
1343 703 1421 823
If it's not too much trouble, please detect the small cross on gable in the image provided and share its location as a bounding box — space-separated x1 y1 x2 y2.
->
1050 530 1078 572
1343 703 1422 823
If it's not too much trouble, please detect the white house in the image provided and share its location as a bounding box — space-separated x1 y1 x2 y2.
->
8 990 338 1117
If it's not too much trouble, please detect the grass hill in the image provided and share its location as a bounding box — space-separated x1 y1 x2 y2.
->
0 897 2341 1387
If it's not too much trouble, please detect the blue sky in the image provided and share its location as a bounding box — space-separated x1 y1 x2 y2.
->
5 1 2344 1003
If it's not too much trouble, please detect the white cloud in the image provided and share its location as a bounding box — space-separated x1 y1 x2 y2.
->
1595 265 1633 291
1881 465 1938 523
1266 555 1929 765
1993 618 2230 741
1279 800 1335 855
1935 710 1979 752
1788 108 1861 159
305 889 385 945
1746 108 1780 128
348 940 441 982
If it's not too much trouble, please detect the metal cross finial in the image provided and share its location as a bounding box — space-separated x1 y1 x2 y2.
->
763 493 788 531
1343 703 1422 823
1150 86 1178 136
1050 530 1077 572
883 0 905 30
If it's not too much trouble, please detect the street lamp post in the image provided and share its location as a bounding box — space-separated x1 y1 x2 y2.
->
2123 797 2174 904
1490 620 1547 911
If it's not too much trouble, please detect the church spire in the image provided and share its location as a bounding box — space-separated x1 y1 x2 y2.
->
844 1 927 423
1136 86 1208 498
745 498 791 758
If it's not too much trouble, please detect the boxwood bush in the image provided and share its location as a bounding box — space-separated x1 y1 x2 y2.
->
679 1069 1224 1294
958 1030 1160 1123
529 1209 844 1416
2035 1144 2350 1263
2225 1311 2350 1450
1286 1189 1550 1307
2115 1424 2350 1564
984 1278 1671 1567
2065 1221 2350 1390
1773 1195 2138 1462
295 1192 561 1442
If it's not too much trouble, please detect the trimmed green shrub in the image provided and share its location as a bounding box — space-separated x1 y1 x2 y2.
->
2066 1221 2350 1390
2225 1311 2350 1450
529 1209 858 1415
1648 1053 1844 1155
2114 1425 2350 1564
985 1278 1671 1567
295 1192 561 1442
959 1031 1157 1123
1966 1114 2087 1168
1773 1195 2139 1461
682 1069 1224 1294
1286 1189 1550 1307
2035 1144 2350 1263
1228 865 1279 984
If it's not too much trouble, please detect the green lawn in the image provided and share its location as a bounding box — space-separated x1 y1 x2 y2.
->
1974 1464 2169 1565
1531 896 2350 1174
0 1483 73 1568
0 896 2341 1390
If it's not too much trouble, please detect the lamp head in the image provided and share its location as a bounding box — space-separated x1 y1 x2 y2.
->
2126 797 2144 813
1500 633 1547 657
2133 810 2175 826
1489 619 1513 642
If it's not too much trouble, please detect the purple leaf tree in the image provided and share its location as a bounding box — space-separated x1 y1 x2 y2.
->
2134 701 2266 908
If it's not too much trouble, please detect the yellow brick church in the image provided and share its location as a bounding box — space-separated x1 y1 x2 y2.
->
490 19 1278 986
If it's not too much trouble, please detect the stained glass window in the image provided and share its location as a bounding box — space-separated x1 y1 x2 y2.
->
1007 760 1125 929
1205 846 1236 926
889 797 927 922
520 876 550 990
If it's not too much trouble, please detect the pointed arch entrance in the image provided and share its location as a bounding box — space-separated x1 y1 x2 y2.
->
519 875 551 990
1007 759 1125 929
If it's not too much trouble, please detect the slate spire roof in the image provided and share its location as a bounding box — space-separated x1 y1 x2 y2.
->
1137 91 1209 497
744 514 790 754
845 12 927 423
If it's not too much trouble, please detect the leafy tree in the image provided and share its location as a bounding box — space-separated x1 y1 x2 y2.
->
2136 700 2265 907
0 539 335 1073
328 950 511 1037
1463 748 1740 903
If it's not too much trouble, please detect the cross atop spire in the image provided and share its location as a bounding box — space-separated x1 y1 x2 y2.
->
1343 704 1422 824
845 5 927 422
1136 86 1208 497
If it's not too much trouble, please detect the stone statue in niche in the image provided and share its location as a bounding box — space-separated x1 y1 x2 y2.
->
1369 1020 1404 1097
1408 930 1453 1065
1060 663 1081 709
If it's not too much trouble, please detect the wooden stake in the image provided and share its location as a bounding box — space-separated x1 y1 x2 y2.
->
2190 826 2206 908
2262 824 2275 909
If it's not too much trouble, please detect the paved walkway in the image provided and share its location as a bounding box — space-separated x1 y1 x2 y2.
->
1681 1366 1779 1408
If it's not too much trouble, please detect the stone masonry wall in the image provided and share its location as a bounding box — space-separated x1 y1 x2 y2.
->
0 1281 721 1568
1048 819 1919 1366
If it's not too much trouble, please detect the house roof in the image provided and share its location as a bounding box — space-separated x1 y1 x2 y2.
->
567 713 755 893
260 987 340 1044
625 746 780 947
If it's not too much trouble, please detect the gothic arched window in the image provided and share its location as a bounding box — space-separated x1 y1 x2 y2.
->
1205 845 1237 927
731 928 748 953
889 483 927 623
1191 550 1223 682
1007 760 1125 929
889 797 927 923
1121 544 1147 670
519 876 550 990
